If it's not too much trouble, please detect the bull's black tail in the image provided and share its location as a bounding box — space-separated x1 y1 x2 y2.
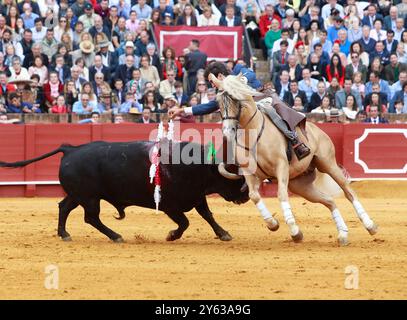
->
0 144 74 168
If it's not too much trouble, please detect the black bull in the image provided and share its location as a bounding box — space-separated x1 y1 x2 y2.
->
0 140 249 242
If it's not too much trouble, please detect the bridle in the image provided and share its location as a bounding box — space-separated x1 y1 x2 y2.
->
219 92 265 150
219 92 269 177
219 92 243 122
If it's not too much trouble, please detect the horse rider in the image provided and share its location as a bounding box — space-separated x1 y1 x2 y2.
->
168 61 311 160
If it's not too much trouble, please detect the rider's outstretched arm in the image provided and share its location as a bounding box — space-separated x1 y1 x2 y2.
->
184 100 219 116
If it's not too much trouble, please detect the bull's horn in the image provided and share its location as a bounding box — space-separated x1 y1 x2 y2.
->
218 162 241 180
240 182 248 193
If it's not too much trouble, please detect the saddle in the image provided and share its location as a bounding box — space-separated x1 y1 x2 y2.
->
254 89 310 162
254 88 307 137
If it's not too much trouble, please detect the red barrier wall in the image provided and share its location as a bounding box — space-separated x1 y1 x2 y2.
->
342 124 407 179
0 123 406 197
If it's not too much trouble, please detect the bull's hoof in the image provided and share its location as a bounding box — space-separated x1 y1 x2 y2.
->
113 236 124 243
266 218 279 232
166 230 181 241
61 236 72 242
218 233 233 241
367 223 378 236
291 230 303 243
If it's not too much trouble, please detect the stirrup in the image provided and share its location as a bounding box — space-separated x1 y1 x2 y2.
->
293 142 311 160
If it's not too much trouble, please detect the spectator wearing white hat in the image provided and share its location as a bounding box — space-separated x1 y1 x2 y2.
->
118 41 139 68
71 40 95 69
159 94 178 113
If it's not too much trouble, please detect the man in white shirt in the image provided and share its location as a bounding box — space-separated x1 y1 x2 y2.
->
272 28 295 55
321 0 344 20
30 18 46 43
369 19 387 42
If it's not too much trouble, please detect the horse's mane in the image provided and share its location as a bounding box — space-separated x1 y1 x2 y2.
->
222 74 263 101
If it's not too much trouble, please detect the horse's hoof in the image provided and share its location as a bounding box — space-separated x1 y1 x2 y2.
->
266 218 279 232
166 230 180 241
61 236 72 242
291 230 303 243
337 230 349 246
338 236 349 246
113 236 124 243
367 224 378 235
219 233 233 241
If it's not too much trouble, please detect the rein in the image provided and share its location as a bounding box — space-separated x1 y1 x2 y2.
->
235 110 265 152
220 93 269 177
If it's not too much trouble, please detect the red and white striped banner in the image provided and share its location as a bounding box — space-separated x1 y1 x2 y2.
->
153 26 243 61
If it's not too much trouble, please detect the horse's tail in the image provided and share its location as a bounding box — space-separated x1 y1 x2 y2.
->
314 167 350 198
0 144 74 168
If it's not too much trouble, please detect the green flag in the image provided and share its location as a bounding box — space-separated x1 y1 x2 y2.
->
207 141 217 163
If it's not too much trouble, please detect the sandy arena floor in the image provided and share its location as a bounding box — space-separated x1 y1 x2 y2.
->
0 181 406 300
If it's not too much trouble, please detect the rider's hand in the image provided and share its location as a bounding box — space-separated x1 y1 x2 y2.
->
168 106 185 119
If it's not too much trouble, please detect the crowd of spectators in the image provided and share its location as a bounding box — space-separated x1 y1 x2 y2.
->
0 0 406 124
264 0 407 123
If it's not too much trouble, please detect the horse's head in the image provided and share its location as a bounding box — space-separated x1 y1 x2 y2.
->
217 91 242 142
210 73 262 142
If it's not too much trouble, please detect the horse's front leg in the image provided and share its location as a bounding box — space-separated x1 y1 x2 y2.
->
244 175 279 232
275 163 303 242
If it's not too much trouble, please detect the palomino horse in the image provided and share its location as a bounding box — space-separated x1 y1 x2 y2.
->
209 73 377 246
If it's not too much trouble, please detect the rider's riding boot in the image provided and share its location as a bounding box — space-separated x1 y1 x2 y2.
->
261 105 311 160
292 137 311 160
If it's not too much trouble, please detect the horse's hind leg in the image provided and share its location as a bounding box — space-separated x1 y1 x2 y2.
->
288 172 349 246
314 157 378 235
244 175 280 232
